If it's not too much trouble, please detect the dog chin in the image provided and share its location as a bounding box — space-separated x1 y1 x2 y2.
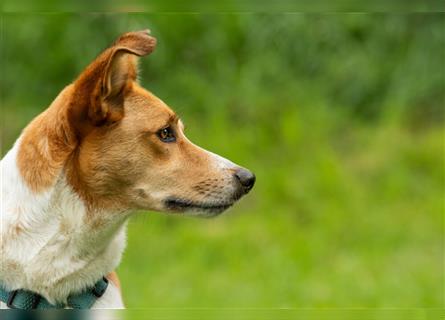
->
163 197 234 218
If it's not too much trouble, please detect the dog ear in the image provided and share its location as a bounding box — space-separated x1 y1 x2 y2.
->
70 30 156 133
103 30 156 100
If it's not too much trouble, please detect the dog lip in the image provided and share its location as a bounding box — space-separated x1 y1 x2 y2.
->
164 198 233 213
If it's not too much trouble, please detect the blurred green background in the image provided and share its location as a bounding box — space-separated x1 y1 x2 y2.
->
1 13 443 309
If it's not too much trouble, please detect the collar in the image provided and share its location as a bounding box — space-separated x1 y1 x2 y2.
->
0 277 109 309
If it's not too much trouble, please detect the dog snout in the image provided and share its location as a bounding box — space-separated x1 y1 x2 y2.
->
234 168 256 193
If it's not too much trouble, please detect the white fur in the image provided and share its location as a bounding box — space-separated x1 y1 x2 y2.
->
208 150 237 170
185 135 237 171
0 138 126 309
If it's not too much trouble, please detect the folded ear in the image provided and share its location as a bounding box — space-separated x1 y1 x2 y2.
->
103 30 157 99
71 30 156 133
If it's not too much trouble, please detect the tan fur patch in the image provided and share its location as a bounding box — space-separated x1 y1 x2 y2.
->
106 271 121 290
17 86 77 193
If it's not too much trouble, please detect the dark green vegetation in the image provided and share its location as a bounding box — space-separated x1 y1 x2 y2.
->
1 13 443 308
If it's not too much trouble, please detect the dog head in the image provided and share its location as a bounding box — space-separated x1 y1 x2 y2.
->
64 30 255 217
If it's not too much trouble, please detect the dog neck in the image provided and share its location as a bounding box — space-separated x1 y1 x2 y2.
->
0 90 130 304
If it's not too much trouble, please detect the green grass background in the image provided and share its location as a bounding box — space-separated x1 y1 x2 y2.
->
1 13 443 309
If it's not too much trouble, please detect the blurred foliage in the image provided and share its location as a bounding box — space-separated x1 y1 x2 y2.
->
2 1 445 12
1 13 444 308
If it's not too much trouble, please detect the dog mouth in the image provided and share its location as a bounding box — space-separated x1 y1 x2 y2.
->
164 198 234 216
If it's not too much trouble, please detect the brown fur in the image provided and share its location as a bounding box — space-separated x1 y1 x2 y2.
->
17 30 230 213
17 29 251 218
17 87 77 193
106 272 121 290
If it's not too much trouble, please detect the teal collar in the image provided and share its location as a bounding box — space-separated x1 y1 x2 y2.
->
0 277 108 309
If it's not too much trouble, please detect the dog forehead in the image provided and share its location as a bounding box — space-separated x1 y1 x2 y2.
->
124 84 176 128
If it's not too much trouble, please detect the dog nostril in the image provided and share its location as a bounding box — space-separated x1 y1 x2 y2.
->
234 168 256 192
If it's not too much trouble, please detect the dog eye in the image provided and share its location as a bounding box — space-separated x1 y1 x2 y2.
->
157 126 176 143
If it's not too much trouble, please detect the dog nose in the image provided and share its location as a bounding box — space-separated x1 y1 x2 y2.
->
234 168 256 193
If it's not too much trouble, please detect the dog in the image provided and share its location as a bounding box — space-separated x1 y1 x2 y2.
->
0 30 255 309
